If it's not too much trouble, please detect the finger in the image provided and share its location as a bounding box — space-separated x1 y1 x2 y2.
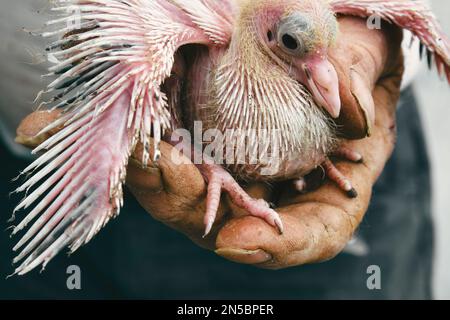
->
126 157 164 194
330 17 403 139
215 203 356 267
127 141 209 220
126 140 230 249
15 110 62 148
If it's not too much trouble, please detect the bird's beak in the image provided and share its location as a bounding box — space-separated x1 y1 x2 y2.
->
300 58 341 118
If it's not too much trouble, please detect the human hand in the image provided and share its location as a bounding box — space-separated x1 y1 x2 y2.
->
16 17 404 268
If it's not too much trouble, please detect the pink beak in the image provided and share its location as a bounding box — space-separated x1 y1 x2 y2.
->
299 57 341 118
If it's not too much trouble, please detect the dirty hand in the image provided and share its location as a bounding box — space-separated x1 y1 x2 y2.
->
17 17 404 269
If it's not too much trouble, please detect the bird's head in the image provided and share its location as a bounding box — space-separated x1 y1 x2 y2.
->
237 0 341 118
205 0 340 170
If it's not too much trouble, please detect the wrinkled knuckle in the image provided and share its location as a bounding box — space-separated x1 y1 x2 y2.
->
151 199 189 224
317 207 355 259
126 162 163 194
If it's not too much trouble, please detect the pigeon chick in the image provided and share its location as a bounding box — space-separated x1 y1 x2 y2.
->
10 0 450 275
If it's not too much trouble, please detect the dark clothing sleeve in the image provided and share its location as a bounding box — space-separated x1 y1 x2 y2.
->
0 87 433 299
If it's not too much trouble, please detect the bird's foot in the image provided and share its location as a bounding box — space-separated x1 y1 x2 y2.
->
294 147 362 198
322 158 358 198
199 164 283 237
324 147 363 198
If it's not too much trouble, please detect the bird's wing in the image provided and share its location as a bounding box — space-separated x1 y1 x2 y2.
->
330 0 450 82
171 0 234 45
10 0 232 275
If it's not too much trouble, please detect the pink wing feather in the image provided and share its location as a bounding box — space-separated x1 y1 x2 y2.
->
10 0 232 275
330 0 450 83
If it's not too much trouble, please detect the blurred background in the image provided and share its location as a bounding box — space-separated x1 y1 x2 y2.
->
416 0 450 300
0 0 449 299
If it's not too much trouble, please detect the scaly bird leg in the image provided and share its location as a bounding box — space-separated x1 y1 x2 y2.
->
294 147 363 198
323 146 363 198
199 164 284 237
169 131 284 237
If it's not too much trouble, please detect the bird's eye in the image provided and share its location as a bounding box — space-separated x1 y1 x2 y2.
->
281 34 298 50
278 32 304 56
276 15 309 57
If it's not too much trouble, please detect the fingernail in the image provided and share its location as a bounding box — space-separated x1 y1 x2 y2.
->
215 248 272 265
350 68 375 137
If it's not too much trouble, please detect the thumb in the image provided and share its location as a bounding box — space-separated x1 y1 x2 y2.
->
329 17 403 139
333 59 377 139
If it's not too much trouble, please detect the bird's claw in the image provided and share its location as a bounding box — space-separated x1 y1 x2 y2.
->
295 147 363 198
200 164 284 237
324 147 362 198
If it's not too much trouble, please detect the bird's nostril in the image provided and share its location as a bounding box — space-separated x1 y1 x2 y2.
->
267 30 274 42
282 34 298 50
